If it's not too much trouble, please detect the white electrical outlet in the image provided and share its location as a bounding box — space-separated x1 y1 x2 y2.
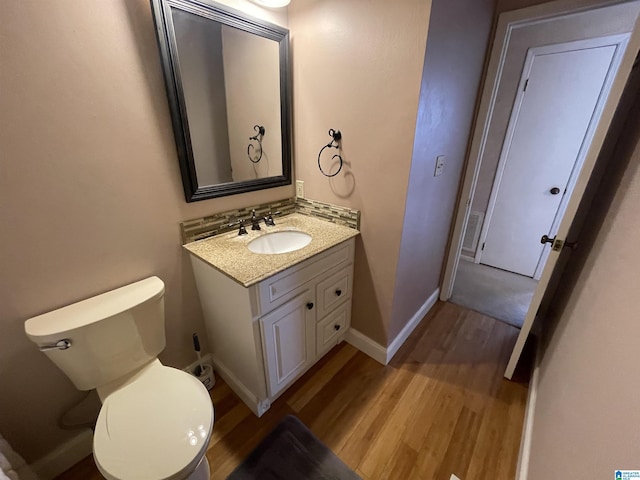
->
435 155 446 176
296 180 305 198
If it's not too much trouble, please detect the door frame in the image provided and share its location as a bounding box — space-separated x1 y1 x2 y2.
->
440 0 640 303
474 35 628 280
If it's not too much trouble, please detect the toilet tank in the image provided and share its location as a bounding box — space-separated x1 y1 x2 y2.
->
24 277 166 391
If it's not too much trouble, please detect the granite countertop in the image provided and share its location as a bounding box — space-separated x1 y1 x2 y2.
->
183 213 359 287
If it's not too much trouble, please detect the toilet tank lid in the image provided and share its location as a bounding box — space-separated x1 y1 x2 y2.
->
25 277 165 339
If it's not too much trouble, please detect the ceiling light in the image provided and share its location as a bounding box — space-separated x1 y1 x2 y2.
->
250 0 291 8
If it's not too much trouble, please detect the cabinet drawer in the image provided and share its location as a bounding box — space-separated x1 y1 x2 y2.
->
316 266 353 318
316 303 351 356
257 239 354 315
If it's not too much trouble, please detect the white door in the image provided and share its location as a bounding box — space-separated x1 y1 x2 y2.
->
503 34 633 378
479 42 617 277
261 291 316 397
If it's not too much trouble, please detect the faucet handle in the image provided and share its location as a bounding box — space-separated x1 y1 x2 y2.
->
265 210 280 226
228 218 248 235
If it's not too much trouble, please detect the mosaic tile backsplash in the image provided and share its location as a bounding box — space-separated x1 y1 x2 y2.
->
295 197 360 230
180 197 360 244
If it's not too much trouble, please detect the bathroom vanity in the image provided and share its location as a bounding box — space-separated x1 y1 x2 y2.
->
184 213 358 416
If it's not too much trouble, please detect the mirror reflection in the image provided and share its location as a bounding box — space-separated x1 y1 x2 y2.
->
151 0 292 201
171 9 283 186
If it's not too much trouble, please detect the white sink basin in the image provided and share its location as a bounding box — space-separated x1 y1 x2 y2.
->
247 231 312 254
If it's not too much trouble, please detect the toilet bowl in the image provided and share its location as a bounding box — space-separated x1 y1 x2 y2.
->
24 277 214 480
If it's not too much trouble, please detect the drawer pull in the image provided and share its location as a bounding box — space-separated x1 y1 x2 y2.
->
335 289 342 297
334 324 341 331
306 302 314 310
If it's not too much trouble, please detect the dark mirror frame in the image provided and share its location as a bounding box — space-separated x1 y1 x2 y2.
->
150 0 292 202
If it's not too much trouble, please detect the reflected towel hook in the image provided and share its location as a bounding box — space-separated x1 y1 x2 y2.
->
317 128 343 177
247 125 265 164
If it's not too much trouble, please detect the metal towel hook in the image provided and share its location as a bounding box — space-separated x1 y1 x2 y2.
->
247 125 265 164
317 128 343 177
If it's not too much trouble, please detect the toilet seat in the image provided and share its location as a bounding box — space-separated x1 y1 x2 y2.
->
94 364 214 480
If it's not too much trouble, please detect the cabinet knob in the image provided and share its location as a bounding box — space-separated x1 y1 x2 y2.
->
335 289 342 296
306 302 314 310
334 324 341 331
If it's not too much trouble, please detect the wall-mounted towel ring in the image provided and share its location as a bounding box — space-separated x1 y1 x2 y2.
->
247 125 265 163
317 128 343 177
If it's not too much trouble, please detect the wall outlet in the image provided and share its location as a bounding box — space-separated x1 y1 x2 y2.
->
435 155 446 176
296 180 305 198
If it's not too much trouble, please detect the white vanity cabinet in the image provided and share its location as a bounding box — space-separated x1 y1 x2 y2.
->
189 237 355 416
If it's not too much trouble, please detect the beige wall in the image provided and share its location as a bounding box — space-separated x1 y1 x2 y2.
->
0 0 291 462
526 58 640 479
288 0 431 345
471 2 640 216
390 0 495 339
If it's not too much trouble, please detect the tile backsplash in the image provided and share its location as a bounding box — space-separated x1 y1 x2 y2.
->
180 197 360 244
295 197 360 231
180 198 296 244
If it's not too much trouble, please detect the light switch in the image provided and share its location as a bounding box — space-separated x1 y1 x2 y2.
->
434 155 446 176
296 180 305 198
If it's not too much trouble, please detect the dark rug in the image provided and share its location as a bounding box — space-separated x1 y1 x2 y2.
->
226 415 361 480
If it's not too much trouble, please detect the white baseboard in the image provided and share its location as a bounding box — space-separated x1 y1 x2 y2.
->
345 328 387 365
515 338 541 480
210 355 269 417
346 288 439 366
460 252 475 262
30 429 93 480
386 288 439 363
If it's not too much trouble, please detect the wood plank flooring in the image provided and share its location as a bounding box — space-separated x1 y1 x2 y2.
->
56 301 529 480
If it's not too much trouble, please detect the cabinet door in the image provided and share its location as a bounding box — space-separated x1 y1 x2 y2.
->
260 291 316 398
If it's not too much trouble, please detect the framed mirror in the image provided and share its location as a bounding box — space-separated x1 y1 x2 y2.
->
151 0 292 201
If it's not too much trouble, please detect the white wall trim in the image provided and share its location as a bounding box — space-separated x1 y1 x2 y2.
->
345 328 387 365
386 288 439 363
459 253 475 262
210 354 268 417
30 429 93 480
347 289 439 365
515 337 542 480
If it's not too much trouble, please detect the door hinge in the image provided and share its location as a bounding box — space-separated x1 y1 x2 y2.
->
481 242 485 251
523 78 529 92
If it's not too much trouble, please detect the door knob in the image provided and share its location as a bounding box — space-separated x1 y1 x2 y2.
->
550 187 561 195
541 235 577 252
540 234 555 245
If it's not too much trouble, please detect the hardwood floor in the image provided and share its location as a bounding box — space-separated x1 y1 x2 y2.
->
56 301 529 480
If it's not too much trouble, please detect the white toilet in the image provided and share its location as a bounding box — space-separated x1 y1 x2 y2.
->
24 277 214 480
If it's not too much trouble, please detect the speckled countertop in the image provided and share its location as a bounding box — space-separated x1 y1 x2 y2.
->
183 213 359 287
